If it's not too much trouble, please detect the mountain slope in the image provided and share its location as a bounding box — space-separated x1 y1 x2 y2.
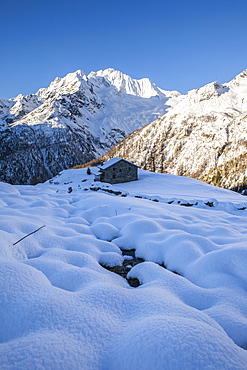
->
99 69 247 191
0 69 180 184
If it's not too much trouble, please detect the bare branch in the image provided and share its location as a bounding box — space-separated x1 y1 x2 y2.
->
13 225 46 246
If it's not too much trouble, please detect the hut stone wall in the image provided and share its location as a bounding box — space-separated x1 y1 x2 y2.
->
100 160 138 184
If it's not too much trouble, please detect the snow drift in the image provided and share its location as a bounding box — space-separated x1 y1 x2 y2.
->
0 168 247 369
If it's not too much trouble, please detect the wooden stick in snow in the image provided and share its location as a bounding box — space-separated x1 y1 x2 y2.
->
13 225 46 246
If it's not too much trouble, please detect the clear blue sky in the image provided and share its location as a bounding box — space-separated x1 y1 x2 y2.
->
1 0 247 99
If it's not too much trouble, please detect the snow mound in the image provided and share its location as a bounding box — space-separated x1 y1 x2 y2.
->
1 169 247 368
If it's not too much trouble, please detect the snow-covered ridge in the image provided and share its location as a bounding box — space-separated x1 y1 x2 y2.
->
0 68 181 184
1 68 181 130
88 68 180 99
101 68 247 191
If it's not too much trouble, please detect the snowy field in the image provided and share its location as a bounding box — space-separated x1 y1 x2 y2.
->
1 168 247 369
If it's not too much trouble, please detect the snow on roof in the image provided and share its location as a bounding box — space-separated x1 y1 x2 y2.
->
100 158 138 170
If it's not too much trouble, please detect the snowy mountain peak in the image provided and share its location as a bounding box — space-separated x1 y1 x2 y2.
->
0 67 180 184
37 70 89 99
75 69 87 77
228 69 247 87
88 68 172 99
185 80 228 103
34 68 175 101
100 68 247 191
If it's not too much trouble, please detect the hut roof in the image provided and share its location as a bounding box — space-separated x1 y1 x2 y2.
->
100 158 138 170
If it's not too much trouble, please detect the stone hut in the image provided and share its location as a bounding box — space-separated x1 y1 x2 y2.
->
97 158 138 184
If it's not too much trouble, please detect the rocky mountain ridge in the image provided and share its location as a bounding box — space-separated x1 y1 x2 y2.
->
97 69 247 191
0 69 180 184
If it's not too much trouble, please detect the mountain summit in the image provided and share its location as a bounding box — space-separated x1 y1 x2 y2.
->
98 69 247 191
0 69 180 184
88 68 173 99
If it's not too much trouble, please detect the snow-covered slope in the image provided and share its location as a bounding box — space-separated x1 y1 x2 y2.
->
0 69 180 184
100 69 247 191
1 169 247 368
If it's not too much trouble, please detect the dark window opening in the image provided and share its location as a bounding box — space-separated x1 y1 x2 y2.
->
112 174 116 179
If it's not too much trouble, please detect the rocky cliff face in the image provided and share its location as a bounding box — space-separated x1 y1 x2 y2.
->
99 70 247 191
0 69 180 184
